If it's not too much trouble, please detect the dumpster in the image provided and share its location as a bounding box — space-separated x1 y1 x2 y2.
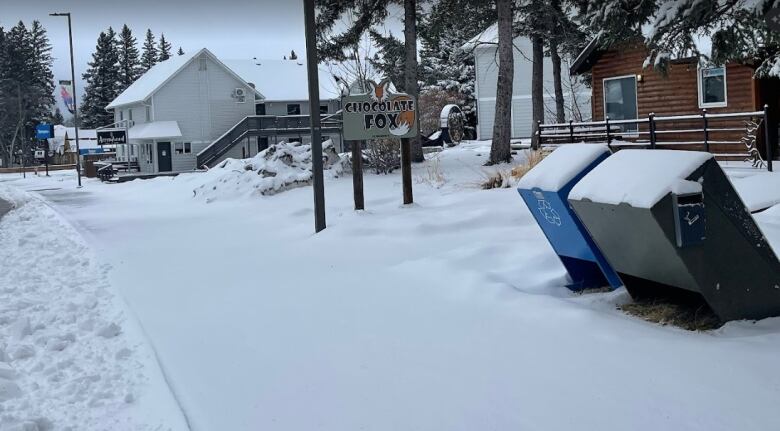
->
517 144 622 291
568 149 780 321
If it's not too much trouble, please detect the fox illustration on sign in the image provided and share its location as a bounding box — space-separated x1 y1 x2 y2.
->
342 79 418 140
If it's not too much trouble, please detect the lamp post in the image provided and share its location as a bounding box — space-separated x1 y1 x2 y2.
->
49 12 82 187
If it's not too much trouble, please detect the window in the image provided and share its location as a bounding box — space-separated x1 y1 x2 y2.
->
256 103 266 116
128 109 133 121
699 66 727 108
258 137 269 152
320 105 329 115
174 142 192 154
119 110 124 121
145 106 151 121
287 104 301 115
199 58 207 71
603 75 638 132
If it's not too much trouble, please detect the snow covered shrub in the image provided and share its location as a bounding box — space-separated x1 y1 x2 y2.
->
480 150 548 190
192 140 345 201
509 149 548 180
366 138 400 174
417 154 446 188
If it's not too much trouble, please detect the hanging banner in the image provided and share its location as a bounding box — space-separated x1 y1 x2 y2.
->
59 80 75 114
342 80 418 140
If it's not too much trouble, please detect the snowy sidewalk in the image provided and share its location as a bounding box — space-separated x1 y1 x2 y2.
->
0 186 188 430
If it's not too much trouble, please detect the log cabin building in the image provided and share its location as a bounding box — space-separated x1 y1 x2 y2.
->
570 38 779 160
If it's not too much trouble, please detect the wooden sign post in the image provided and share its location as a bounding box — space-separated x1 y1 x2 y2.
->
351 141 365 210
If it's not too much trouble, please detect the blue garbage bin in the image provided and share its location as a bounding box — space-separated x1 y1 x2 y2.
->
517 145 622 291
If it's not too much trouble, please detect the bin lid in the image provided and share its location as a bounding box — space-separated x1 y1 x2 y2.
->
569 149 712 208
518 144 609 192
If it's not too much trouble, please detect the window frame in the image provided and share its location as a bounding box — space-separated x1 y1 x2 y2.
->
602 74 639 133
287 103 301 116
697 65 728 109
319 104 329 115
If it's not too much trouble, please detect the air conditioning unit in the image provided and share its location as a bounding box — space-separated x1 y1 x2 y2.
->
234 88 246 103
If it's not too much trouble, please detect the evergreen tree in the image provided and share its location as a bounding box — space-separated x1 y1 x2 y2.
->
368 31 406 89
81 27 121 128
141 29 157 71
419 0 496 137
0 21 56 166
158 33 172 62
177 46 184 56
289 49 298 60
117 24 141 92
645 0 780 77
50 106 64 125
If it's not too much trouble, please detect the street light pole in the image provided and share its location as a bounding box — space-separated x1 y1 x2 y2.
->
50 12 82 187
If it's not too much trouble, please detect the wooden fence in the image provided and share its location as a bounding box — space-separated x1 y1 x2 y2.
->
537 105 774 171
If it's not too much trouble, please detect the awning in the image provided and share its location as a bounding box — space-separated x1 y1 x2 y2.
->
128 121 182 140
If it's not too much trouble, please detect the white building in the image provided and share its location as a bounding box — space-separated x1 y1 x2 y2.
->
463 24 592 140
105 48 340 173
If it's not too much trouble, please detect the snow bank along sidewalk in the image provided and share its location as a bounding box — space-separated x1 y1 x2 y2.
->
0 186 187 430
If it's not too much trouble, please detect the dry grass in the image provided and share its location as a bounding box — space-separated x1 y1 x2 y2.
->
480 149 548 190
620 299 722 331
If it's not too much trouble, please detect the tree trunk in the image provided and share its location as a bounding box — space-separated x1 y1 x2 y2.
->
550 39 565 123
531 35 544 150
488 0 514 165
403 0 424 163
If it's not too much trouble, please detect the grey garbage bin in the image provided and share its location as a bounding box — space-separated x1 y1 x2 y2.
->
568 149 780 321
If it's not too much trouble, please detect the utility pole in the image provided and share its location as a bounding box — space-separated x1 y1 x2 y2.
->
50 12 82 187
302 0 326 232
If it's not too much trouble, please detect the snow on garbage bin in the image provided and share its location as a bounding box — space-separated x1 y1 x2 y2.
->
568 149 780 321
517 144 622 291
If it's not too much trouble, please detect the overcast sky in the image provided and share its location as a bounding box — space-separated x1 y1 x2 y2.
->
2 0 404 116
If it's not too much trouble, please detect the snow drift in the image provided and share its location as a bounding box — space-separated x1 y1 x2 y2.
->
192 140 346 202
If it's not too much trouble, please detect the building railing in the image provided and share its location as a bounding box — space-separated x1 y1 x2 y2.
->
196 112 343 168
537 105 774 171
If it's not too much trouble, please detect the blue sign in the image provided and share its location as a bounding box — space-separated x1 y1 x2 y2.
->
35 124 54 140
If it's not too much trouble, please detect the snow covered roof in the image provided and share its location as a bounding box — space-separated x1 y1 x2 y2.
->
107 48 339 110
221 59 339 101
571 25 715 75
569 149 713 208
53 125 97 140
128 121 182 140
106 48 263 109
461 24 498 50
518 144 610 192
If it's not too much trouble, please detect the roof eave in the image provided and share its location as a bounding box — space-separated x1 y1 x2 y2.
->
570 36 603 76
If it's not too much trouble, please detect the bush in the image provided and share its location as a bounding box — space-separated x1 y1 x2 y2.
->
480 149 548 190
366 138 400 174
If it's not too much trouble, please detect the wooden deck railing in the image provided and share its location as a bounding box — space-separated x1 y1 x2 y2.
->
537 105 774 171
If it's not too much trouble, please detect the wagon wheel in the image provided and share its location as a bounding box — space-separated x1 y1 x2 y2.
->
447 109 465 145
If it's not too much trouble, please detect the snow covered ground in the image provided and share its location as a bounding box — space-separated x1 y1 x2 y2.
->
0 186 188 430
2 142 780 430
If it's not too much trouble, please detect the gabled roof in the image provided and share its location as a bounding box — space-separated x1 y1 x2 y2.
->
461 23 499 51
106 48 264 109
221 59 339 101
